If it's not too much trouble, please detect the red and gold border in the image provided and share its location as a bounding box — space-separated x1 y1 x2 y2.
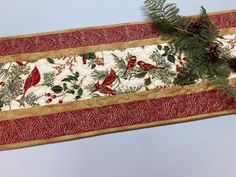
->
0 10 236 150
0 10 236 63
1 87 236 150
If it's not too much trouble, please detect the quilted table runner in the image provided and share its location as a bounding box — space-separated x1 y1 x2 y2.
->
0 10 236 150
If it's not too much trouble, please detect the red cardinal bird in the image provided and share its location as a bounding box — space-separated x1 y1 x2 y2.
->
102 69 116 86
123 56 137 75
94 69 116 95
95 82 116 95
23 66 41 96
137 61 165 70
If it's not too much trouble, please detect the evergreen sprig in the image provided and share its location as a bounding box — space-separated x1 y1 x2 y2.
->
144 0 236 99
144 0 180 33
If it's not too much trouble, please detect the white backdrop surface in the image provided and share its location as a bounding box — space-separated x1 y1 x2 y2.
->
0 1 236 177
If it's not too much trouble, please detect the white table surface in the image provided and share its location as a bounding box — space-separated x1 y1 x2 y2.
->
0 1 236 177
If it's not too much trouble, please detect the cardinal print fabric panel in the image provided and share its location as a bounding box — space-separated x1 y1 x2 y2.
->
0 34 236 112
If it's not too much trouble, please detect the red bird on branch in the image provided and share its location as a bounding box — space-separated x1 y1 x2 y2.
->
95 83 116 95
123 56 137 75
137 61 165 70
95 69 116 95
23 66 41 96
101 68 116 86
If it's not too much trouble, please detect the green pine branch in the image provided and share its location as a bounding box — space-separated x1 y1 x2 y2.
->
144 0 236 99
144 0 180 34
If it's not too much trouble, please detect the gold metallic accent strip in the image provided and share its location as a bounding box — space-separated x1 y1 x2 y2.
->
219 27 236 36
1 108 236 151
2 78 236 121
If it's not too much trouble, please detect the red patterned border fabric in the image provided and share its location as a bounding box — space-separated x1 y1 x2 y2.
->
0 89 236 147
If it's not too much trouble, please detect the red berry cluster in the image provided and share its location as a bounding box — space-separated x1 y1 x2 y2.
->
45 93 63 103
0 82 5 87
